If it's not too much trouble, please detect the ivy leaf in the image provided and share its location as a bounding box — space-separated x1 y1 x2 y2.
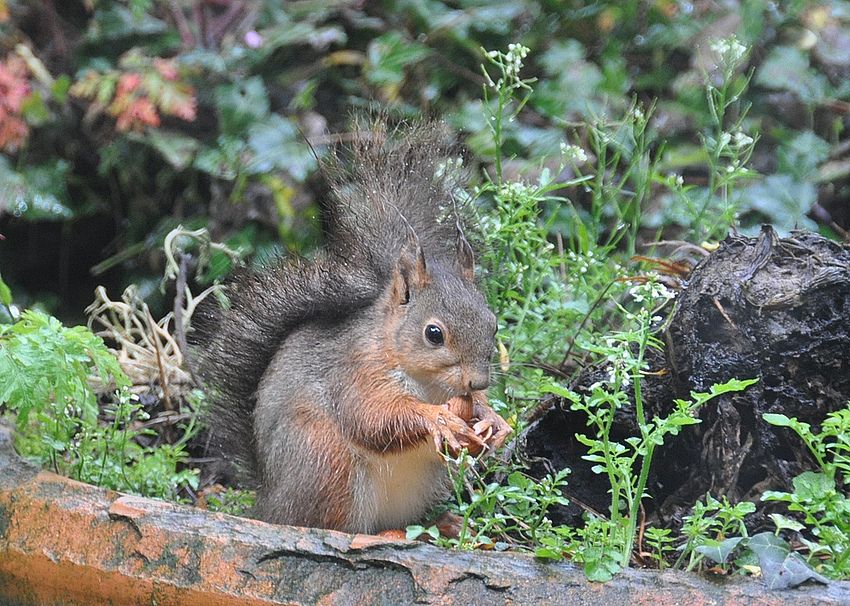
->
755 45 830 104
748 532 830 590
738 174 818 234
695 536 745 564
365 31 430 87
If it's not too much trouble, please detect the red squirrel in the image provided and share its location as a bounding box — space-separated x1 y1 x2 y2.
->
192 120 511 533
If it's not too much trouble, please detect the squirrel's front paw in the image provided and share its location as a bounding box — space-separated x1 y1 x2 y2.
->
446 393 513 453
426 409 488 458
471 396 513 451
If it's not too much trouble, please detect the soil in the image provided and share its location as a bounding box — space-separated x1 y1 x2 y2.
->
520 225 850 531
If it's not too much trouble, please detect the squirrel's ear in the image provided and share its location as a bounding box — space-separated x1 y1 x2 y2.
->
392 239 428 305
457 231 475 282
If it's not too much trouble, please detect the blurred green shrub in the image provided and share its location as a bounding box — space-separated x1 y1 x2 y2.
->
1 0 848 318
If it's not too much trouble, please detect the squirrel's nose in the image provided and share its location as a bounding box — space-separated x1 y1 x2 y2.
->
467 369 491 392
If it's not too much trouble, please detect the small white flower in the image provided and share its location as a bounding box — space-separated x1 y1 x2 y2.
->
734 131 754 147
729 39 747 62
650 282 675 301
710 39 730 55
667 172 684 187
710 35 748 65
561 143 588 164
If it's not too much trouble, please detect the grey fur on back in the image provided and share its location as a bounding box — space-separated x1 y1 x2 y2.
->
190 120 473 487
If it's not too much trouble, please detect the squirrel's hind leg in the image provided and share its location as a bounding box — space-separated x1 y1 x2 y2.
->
254 408 358 532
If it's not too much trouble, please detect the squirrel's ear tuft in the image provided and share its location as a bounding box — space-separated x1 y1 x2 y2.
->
392 239 428 305
456 230 475 282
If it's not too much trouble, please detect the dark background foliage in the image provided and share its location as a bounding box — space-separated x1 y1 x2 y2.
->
1 0 850 323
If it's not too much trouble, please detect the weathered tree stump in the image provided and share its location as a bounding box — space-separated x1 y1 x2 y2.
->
521 226 850 529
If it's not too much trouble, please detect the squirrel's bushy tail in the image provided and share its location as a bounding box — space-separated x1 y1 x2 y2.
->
190 257 378 485
191 119 474 486
322 118 472 274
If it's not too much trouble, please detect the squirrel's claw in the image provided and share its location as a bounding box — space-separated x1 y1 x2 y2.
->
442 392 512 455
472 400 513 452
429 410 488 458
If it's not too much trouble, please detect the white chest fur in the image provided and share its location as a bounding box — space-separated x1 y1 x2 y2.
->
352 441 449 533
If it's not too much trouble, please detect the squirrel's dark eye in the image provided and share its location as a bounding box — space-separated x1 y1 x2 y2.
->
424 324 444 345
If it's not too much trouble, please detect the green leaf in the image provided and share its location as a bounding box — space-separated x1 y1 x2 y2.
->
0 157 74 220
405 525 439 541
748 532 830 590
536 40 604 118
365 31 430 87
0 310 129 429
792 471 834 502
541 383 580 401
695 536 745 564
245 114 317 180
215 77 270 136
763 413 793 427
141 129 200 171
755 45 830 104
769 513 806 533
738 174 818 233
256 22 346 59
193 137 244 180
582 546 622 582
776 130 831 180
0 271 12 308
535 545 564 559
51 75 72 103
86 3 168 41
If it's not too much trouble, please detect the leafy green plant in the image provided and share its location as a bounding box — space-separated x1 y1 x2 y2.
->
439 451 572 551
642 526 675 570
454 43 760 580
668 492 829 589
762 408 850 578
474 44 643 417
545 333 756 578
202 486 256 517
661 35 759 242
0 309 199 501
571 100 660 256
0 309 128 447
67 388 199 500
674 493 756 572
